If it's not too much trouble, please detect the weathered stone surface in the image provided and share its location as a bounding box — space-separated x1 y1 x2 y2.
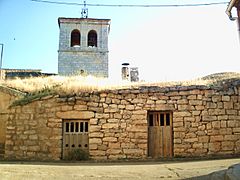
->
173 122 184 128
202 116 217 121
102 123 119 129
184 138 198 143
224 102 234 109
123 149 143 155
208 109 225 116
195 105 205 110
90 150 106 156
155 104 175 110
125 105 135 110
132 110 147 115
126 126 147 132
89 138 102 144
233 128 240 133
56 111 94 119
218 115 228 120
210 135 223 142
109 143 120 149
73 105 88 110
174 112 192 117
89 144 98 150
221 141 234 151
222 96 230 102
227 110 237 115
61 105 73 111
90 125 101 132
212 96 221 102
89 132 104 138
103 137 117 142
209 142 221 152
189 100 202 106
212 121 221 129
178 105 192 111
187 95 196 100
198 136 209 143
177 99 188 105
106 149 121 155
130 114 146 120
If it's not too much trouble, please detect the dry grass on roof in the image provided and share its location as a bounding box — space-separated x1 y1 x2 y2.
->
0 72 239 95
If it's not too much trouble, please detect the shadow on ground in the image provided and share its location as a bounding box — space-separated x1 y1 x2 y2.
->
186 163 240 180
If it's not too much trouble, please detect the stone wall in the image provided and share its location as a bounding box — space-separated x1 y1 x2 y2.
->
58 51 108 77
3 80 240 160
0 86 24 159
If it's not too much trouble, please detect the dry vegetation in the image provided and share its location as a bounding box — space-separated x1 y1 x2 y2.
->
0 72 239 95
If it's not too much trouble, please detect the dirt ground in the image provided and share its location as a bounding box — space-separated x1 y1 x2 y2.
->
0 158 239 180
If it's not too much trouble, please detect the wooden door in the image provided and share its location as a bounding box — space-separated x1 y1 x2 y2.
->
63 120 89 159
148 112 173 158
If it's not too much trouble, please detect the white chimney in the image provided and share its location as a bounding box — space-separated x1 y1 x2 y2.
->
130 67 139 82
121 63 130 81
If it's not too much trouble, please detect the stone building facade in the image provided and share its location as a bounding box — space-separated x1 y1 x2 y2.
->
58 18 110 77
1 79 240 161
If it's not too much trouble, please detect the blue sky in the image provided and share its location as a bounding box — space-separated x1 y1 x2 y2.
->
0 0 239 81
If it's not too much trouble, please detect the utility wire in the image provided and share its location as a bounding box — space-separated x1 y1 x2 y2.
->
31 0 229 7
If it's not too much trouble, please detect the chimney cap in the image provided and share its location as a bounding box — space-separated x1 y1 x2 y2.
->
122 63 130 66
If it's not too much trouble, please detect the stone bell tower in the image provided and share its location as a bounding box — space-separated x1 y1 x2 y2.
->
58 17 110 77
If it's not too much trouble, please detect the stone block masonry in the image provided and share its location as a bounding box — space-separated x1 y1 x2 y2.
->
58 18 110 77
58 51 108 77
2 79 240 160
0 86 25 160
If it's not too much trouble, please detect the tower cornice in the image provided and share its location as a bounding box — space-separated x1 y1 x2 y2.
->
58 17 111 27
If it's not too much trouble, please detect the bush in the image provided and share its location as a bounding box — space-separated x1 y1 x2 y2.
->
67 149 89 161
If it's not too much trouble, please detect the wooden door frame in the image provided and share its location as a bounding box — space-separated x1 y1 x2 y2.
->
147 111 173 158
62 119 89 159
